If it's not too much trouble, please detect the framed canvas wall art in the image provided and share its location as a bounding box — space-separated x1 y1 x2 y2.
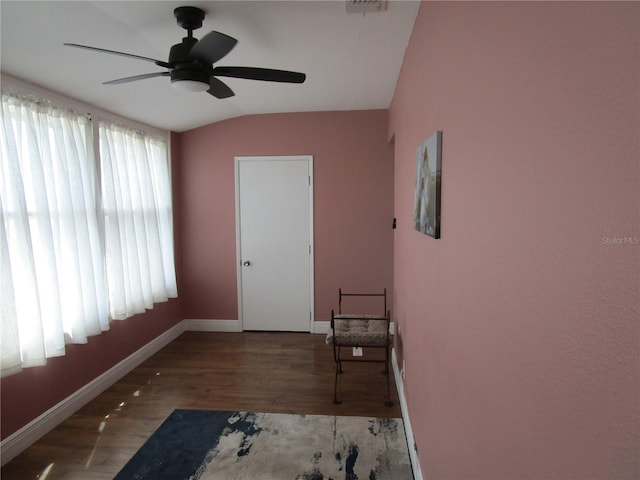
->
413 130 442 239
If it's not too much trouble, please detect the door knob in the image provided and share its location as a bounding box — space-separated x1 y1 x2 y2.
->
243 261 251 266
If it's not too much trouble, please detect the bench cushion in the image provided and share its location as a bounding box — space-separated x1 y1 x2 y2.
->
326 314 389 347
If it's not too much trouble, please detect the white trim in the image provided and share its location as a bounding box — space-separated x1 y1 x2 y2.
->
308 157 315 331
0 322 186 466
312 320 331 334
183 319 242 332
392 348 423 480
234 158 244 331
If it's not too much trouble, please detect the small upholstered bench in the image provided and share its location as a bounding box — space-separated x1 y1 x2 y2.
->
326 289 393 406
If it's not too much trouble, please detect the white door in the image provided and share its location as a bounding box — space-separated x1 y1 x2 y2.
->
236 156 314 331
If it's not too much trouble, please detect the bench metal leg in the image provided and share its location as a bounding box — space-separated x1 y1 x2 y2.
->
333 355 342 404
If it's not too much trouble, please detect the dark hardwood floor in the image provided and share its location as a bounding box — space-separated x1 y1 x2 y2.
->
1 331 401 479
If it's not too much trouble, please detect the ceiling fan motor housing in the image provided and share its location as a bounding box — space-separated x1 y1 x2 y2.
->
170 66 210 86
169 35 210 87
169 37 198 64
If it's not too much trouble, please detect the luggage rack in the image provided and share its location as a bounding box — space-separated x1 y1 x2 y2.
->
326 288 393 406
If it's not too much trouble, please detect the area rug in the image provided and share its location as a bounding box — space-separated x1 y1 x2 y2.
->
114 409 413 480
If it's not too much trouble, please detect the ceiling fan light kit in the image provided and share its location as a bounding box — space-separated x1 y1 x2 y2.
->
171 77 210 92
64 6 306 99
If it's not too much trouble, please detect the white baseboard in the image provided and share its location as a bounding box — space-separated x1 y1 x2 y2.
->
312 320 330 334
183 319 242 332
392 348 423 480
0 321 186 466
182 319 391 336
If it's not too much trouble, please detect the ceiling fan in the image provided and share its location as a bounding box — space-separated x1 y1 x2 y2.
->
64 6 306 99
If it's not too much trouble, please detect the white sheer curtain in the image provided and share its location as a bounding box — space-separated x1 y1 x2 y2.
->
99 121 177 321
1 92 109 377
1 91 178 378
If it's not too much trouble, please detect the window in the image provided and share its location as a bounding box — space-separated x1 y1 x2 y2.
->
0 90 177 377
99 121 177 320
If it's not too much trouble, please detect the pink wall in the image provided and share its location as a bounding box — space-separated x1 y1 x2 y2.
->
177 110 394 321
390 2 639 479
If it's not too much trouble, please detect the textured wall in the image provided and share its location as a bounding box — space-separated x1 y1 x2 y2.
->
177 110 394 322
390 2 639 478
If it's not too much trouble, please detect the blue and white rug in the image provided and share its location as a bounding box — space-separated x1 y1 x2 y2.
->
114 409 413 480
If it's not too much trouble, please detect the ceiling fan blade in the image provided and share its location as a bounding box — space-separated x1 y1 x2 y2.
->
189 31 238 65
103 72 170 85
212 67 306 84
207 77 235 99
64 43 172 69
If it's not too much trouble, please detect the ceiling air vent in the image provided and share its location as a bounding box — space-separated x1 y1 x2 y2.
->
346 0 388 14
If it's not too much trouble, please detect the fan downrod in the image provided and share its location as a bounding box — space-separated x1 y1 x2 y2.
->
174 6 204 32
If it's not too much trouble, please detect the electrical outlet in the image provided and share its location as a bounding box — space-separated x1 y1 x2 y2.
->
352 347 363 356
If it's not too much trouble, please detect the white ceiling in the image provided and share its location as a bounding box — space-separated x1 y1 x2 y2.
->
0 1 419 132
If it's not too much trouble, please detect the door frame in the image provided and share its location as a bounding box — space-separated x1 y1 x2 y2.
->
234 155 315 331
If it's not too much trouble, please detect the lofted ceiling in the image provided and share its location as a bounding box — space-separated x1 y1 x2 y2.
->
0 1 419 132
